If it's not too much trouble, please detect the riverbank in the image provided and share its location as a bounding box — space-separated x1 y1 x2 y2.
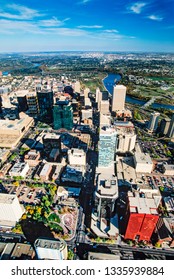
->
102 73 174 111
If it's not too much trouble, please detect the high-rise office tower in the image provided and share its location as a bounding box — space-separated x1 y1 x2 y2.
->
74 81 81 93
83 87 90 98
37 90 54 123
167 114 174 138
159 118 171 135
148 112 160 132
26 92 39 118
112 85 126 111
53 100 73 130
98 126 117 168
17 94 28 112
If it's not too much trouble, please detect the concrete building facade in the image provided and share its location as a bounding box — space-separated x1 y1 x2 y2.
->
0 194 25 228
112 85 126 112
147 112 160 132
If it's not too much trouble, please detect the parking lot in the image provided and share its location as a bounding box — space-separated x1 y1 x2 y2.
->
138 173 174 193
139 140 172 160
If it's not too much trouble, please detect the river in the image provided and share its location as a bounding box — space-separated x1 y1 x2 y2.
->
103 73 174 111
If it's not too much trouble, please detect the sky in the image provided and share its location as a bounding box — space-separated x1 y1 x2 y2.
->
0 0 173 52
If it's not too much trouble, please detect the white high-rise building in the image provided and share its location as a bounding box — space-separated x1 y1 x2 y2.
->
95 87 102 110
100 100 110 114
0 194 25 227
112 85 126 112
83 87 90 98
148 112 160 132
167 114 174 138
74 81 81 93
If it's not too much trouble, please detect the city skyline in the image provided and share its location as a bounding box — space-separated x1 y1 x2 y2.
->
0 0 173 52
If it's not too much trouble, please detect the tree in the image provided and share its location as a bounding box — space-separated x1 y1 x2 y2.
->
68 249 74 260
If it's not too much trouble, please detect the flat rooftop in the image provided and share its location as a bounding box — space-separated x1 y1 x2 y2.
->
134 152 153 164
40 163 51 176
117 156 137 184
96 165 118 198
44 133 61 140
10 162 28 170
128 192 158 215
11 243 34 259
35 238 65 250
114 121 134 128
0 193 16 204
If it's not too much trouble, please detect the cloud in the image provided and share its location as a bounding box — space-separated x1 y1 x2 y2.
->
78 0 91 4
0 4 43 20
105 29 119 33
129 2 147 14
77 25 103 28
0 18 88 37
147 15 163 21
90 29 135 41
39 17 70 27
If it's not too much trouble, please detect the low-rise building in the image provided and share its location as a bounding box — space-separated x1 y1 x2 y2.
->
68 148 86 166
122 191 159 242
34 238 67 260
39 163 52 181
0 112 34 148
0 148 10 165
134 152 153 173
0 242 35 260
24 150 41 167
61 165 83 184
154 217 174 248
9 162 29 178
162 164 174 176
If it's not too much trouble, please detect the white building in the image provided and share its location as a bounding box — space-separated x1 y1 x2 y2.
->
0 194 25 228
68 148 86 166
100 100 110 114
112 85 126 112
84 97 91 108
167 114 174 139
148 112 160 132
83 87 90 98
134 152 153 173
39 163 52 181
95 87 102 110
73 81 81 93
81 109 92 121
99 113 111 128
9 162 29 178
34 238 67 260
115 122 136 153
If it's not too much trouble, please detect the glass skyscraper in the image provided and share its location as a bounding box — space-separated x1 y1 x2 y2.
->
37 90 54 123
98 127 117 167
53 100 73 130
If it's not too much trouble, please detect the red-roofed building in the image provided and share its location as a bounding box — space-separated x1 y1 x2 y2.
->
123 192 159 241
